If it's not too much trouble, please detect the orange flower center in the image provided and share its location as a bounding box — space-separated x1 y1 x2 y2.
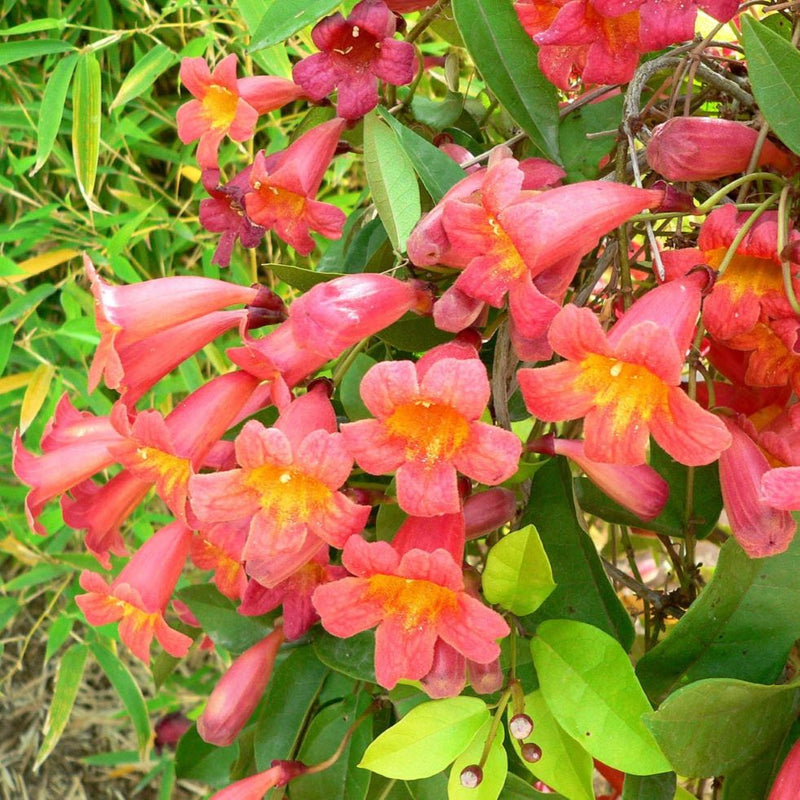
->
249 183 307 224
202 86 239 130
244 463 332 525
134 447 191 498
705 248 783 302
485 216 528 287
384 400 471 463
575 353 669 430
365 574 459 630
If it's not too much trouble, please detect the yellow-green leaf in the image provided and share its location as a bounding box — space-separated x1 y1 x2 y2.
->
19 363 55 434
33 53 79 174
72 52 102 211
34 644 89 769
4 248 81 284
109 44 177 111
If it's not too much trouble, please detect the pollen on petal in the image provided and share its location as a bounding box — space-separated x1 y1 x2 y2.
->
244 463 333 526
365 574 459 630
202 85 239 129
384 401 471 462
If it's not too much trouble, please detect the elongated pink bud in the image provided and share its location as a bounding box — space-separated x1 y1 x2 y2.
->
197 627 285 746
210 760 307 800
464 488 517 539
769 738 800 799
647 118 797 181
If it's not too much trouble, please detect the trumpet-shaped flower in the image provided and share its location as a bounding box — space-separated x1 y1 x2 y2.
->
177 54 304 169
292 0 416 120
518 276 732 466
340 355 522 516
191 521 249 601
209 762 307 800
190 385 371 588
244 118 347 255
662 206 800 341
313 535 509 690
76 521 193 663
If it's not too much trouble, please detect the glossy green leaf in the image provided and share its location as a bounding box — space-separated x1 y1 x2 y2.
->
0 38 75 67
502 773 566 799
33 52 78 174
110 44 177 111
531 620 670 776
72 51 102 210
177 585 273 653
622 772 676 800
741 16 800 155
360 697 489 779
519 459 635 650
636 534 800 705
452 0 560 160
175 724 238 786
34 644 89 768
267 262 346 291
576 442 722 540
363 111 421 252
90 642 150 756
376 312 453 352
644 678 800 777
291 690 374 800
341 353 378 421
483 524 555 615
447 719 507 800
313 629 377 683
376 108 466 202
254 645 329 768
411 91 465 131
509 690 594 800
406 773 450 800
558 95 624 182
251 0 340 52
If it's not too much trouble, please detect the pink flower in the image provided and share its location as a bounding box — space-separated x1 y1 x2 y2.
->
177 54 304 169
191 522 249 601
209 762 307 800
190 385 371 587
518 276 732 466
769 737 800 799
341 353 522 516
197 628 285 746
244 118 347 254
76 521 193 664
292 0 416 120
313 535 510 691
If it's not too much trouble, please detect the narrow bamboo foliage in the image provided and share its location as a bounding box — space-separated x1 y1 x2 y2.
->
71 51 103 211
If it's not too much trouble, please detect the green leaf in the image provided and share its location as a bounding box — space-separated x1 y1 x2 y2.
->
376 312 453 352
72 51 102 210
377 107 467 202
177 585 273 653
34 644 89 768
451 0 560 161
0 38 76 67
313 629 377 683
2 18 67 35
509 689 594 800
254 645 329 768
447 719 507 800
341 353 378 421
519 459 635 650
291 690 374 800
406 773 450 800
33 52 78 174
0 284 58 326
558 95 624 182
175 724 238 786
110 44 177 111
90 642 151 757
251 0 340 52
411 91 465 131
622 772 676 800
44 615 74 661
360 697 489 780
531 620 670 776
643 678 800 777
483 524 555 615
363 111 421 252
267 262 346 291
636 535 800 706
502 773 566 799
741 16 800 155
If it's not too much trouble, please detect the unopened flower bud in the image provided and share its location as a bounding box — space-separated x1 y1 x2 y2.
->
464 488 517 539
509 713 534 740
460 765 483 788
651 180 695 214
521 742 543 763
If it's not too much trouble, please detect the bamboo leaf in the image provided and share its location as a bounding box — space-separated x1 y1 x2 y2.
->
251 0 340 52
34 644 89 769
4 248 81 284
0 39 76 67
71 51 103 211
33 54 79 174
19 363 55 434
110 44 177 111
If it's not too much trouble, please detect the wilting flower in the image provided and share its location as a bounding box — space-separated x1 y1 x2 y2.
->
662 206 800 342
245 118 347 254
76 521 193 663
341 353 522 516
177 54 304 169
313 535 510 691
292 0 416 120
518 276 732 466
197 627 285 746
199 168 265 267
190 385 371 587
238 549 347 639
646 118 796 182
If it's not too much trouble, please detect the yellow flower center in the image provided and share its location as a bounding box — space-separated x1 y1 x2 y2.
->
134 447 191 498
486 216 527 285
202 85 239 130
365 574 459 630
384 400 471 463
244 463 332 526
706 248 783 303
